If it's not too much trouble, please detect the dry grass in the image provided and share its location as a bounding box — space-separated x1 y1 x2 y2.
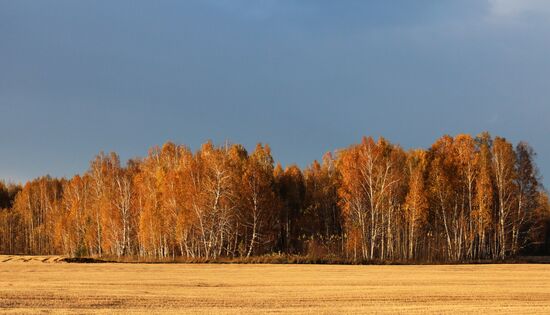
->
1 256 550 314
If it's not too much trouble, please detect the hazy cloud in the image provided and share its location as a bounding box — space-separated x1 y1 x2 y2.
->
204 0 291 20
488 0 550 17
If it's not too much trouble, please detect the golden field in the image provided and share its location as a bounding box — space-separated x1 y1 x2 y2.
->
1 256 550 314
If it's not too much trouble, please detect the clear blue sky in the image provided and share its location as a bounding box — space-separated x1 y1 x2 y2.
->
1 1 549 188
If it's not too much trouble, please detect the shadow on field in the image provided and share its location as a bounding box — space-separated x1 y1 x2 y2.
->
2 254 548 264
60 254 550 265
61 257 114 263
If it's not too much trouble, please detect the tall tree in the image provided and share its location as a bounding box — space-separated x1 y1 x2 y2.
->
474 133 494 259
404 149 428 260
492 137 517 259
241 144 277 257
275 165 305 254
512 142 540 255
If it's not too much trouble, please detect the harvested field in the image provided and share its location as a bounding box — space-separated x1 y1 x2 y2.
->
1 257 550 314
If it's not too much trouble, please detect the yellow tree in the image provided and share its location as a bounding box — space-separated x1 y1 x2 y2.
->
183 141 241 259
428 135 461 261
157 142 189 258
0 182 21 254
474 133 494 259
303 153 342 256
275 164 305 254
55 175 91 256
135 144 176 258
241 143 276 257
88 152 136 257
12 177 63 254
454 134 479 259
492 137 517 259
404 149 428 260
512 142 540 255
338 137 404 261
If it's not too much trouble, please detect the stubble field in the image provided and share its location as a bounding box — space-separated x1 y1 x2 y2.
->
1 256 549 314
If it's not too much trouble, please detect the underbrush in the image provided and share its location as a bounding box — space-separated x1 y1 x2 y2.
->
65 254 360 265
60 254 550 265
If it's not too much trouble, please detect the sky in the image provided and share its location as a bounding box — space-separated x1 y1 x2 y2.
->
1 0 549 187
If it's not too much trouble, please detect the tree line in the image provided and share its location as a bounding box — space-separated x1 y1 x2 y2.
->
1 133 549 262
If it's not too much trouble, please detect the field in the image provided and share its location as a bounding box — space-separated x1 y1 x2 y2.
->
1 256 550 314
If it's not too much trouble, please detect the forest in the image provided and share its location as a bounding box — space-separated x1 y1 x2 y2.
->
1 133 549 263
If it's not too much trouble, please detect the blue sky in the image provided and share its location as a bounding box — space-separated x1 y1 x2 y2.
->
1 0 549 187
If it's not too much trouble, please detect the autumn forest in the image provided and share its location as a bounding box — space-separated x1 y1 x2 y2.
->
1 133 549 263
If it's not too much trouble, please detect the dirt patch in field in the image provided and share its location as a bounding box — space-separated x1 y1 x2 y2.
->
0 255 66 264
